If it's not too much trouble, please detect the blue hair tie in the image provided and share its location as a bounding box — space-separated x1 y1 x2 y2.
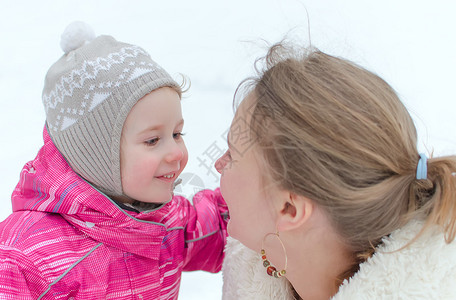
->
416 153 428 180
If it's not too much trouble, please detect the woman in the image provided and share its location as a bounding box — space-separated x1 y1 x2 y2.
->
216 43 456 299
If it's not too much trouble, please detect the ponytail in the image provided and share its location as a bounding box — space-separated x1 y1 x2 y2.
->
420 156 456 242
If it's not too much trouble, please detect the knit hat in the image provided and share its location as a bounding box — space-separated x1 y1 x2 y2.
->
42 21 181 196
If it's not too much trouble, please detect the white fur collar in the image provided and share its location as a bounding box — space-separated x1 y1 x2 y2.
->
222 220 456 299
222 236 296 300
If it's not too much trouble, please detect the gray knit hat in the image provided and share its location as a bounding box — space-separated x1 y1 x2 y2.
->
42 21 181 196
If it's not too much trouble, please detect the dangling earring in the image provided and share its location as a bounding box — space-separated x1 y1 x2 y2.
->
261 232 287 278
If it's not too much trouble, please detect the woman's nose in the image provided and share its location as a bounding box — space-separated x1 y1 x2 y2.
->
215 157 224 174
215 152 229 174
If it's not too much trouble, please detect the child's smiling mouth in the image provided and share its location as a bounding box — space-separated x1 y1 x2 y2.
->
156 173 176 182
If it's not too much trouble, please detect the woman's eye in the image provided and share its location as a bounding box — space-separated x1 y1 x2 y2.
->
145 137 159 146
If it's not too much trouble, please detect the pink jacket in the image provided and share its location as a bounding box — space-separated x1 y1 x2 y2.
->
0 128 228 299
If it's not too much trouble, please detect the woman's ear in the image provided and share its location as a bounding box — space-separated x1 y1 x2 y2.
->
275 191 313 232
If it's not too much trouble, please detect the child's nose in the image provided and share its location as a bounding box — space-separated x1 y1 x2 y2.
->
166 142 184 162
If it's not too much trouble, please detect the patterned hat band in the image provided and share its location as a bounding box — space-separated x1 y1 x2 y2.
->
43 44 161 133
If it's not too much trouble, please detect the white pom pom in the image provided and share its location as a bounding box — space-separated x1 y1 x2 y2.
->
60 21 96 54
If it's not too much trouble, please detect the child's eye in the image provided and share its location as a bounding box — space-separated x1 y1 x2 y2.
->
173 132 185 140
145 137 160 146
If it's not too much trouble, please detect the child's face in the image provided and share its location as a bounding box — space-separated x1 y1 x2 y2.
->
215 93 277 252
119 87 188 204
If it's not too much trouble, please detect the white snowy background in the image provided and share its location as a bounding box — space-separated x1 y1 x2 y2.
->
1 1 455 299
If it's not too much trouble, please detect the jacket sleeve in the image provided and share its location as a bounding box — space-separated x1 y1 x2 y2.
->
0 246 42 300
181 188 229 273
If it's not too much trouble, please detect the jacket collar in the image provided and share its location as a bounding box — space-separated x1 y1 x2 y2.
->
11 126 181 259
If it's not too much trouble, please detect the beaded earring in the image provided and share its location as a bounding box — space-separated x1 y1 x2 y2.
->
261 232 287 278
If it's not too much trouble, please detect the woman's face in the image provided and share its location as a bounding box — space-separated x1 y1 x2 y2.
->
215 94 277 252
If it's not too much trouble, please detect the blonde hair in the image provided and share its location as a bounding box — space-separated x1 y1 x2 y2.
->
238 43 456 278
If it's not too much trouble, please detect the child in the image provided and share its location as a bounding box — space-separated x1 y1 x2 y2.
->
0 22 228 300
217 42 456 299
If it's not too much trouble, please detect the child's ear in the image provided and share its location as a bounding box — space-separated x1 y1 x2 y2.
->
275 191 313 232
